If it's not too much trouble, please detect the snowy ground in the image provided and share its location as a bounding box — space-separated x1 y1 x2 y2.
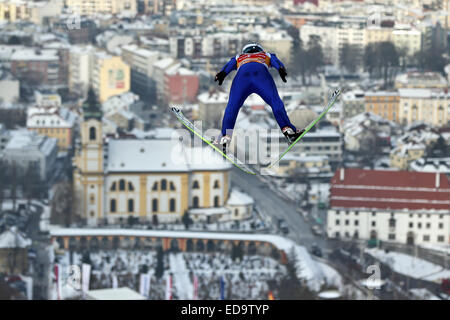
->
99 213 268 234
182 253 286 300
315 260 344 291
365 248 450 282
278 182 330 204
54 249 161 299
51 249 292 300
419 244 450 255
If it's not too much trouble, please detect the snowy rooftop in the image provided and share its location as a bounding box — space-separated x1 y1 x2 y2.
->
5 129 57 155
198 91 228 104
396 71 447 86
165 65 195 76
188 207 230 216
50 228 328 291
282 154 328 163
398 88 450 99
11 48 58 61
227 189 254 206
27 106 77 128
153 57 175 69
410 158 450 174
106 139 231 173
0 227 31 249
121 44 158 58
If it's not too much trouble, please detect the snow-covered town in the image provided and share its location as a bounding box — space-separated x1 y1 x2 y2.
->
0 0 449 302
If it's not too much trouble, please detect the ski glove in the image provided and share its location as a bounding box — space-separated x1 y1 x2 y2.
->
215 71 226 86
278 67 287 83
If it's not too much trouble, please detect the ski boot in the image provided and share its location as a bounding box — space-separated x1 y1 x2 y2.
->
212 135 231 154
282 126 305 145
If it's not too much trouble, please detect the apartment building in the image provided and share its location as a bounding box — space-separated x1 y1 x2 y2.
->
91 51 130 103
66 0 137 16
327 168 450 246
121 44 159 103
69 45 94 97
365 91 400 123
398 88 450 127
10 48 60 86
26 106 77 151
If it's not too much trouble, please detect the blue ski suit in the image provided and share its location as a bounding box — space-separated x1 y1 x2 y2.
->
219 52 296 137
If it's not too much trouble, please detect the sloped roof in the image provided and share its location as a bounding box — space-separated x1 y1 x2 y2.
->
226 189 254 206
106 139 231 173
330 168 450 211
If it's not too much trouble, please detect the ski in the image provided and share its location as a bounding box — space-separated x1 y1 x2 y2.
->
171 107 256 175
268 89 341 168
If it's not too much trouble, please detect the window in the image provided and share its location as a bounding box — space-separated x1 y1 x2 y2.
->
170 182 175 191
119 179 125 191
389 218 396 228
345 220 349 226
89 127 96 140
152 199 158 212
213 180 220 189
169 199 176 212
110 199 116 212
388 234 396 240
152 182 158 191
437 235 445 242
355 211 359 216
128 199 134 212
128 182 134 191
354 220 359 226
192 180 199 189
90 195 95 204
345 211 349 215
423 235 430 242
335 219 340 225
439 223 444 229
193 196 199 208
418 223 422 229
426 223 430 229
335 232 340 238
234 209 239 217
336 211 340 215
214 196 219 208
409 222 413 228
372 212 376 217
161 179 167 191
371 221 376 227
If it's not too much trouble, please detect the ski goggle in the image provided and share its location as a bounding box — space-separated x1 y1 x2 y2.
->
242 44 263 54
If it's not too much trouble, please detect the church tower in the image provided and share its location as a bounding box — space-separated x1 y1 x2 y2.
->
73 88 104 226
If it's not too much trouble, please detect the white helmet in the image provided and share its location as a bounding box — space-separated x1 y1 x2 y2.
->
242 43 264 54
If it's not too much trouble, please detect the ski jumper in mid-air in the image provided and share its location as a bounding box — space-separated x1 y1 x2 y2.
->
214 43 304 150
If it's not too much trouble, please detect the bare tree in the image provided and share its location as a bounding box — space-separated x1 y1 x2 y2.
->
10 161 17 212
51 182 76 227
0 160 5 212
22 163 42 207
340 43 362 74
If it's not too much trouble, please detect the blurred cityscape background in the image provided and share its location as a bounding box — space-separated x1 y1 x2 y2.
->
0 0 449 300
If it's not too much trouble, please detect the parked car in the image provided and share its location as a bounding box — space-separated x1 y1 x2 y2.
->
310 244 322 257
277 218 289 234
311 225 323 236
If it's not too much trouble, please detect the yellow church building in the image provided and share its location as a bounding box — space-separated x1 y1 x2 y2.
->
73 90 251 226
